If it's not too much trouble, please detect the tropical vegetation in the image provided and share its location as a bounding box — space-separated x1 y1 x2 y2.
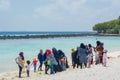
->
93 16 120 34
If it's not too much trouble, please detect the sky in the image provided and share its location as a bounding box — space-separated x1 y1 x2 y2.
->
0 0 120 31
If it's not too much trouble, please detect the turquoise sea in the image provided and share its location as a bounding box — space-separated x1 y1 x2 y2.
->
0 32 120 73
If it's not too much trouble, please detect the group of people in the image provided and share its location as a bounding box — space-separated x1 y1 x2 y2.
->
15 41 108 78
15 48 69 78
71 41 108 69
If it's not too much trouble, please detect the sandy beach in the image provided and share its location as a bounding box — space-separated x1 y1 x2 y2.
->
1 0 120 79
0 52 120 80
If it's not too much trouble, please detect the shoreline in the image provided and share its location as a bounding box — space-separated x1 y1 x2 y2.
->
0 33 120 40
0 56 120 80
0 51 120 80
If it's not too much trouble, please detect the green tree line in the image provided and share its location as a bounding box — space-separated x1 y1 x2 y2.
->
93 16 120 34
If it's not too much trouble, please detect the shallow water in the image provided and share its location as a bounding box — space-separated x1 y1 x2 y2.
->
0 36 120 73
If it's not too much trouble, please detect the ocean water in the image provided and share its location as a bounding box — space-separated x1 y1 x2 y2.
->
0 35 120 73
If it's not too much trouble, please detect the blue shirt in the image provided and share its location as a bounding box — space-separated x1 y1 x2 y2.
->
38 53 44 63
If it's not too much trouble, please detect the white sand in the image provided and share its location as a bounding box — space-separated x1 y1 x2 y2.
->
0 52 120 80
108 51 120 58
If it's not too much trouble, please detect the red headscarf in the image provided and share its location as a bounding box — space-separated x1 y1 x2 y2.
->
46 49 51 58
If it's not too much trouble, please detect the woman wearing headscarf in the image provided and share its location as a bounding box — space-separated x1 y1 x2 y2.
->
15 52 25 78
77 43 88 69
96 41 104 63
45 49 58 74
58 50 66 71
58 50 69 70
52 48 65 72
52 48 59 63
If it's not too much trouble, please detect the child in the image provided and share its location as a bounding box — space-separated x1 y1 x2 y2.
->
71 48 75 66
60 57 66 71
26 60 31 77
32 57 38 72
87 53 92 68
102 49 108 67
22 60 26 73
88 44 93 64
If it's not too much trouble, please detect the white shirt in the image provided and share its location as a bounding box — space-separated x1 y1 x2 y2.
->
95 51 99 60
103 53 107 60
26 64 30 71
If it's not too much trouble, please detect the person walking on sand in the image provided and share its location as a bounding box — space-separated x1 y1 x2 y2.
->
38 49 44 71
77 43 88 69
15 52 25 78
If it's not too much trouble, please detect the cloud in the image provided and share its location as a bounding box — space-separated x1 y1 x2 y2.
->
0 0 10 11
34 0 114 23
35 4 56 17
1 0 120 31
34 0 120 18
111 0 120 7
33 0 120 31
34 0 87 18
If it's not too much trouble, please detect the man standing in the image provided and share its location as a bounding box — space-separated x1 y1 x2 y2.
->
38 49 44 71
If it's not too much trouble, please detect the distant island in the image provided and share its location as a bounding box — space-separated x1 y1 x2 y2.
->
93 16 120 34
